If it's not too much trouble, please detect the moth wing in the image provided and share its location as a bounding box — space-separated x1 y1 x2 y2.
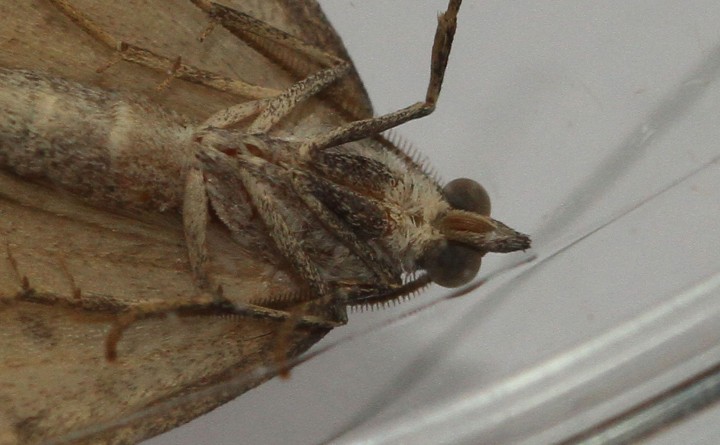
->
0 0 373 125
0 0 371 443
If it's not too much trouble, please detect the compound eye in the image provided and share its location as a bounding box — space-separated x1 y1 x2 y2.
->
421 241 483 288
443 178 491 216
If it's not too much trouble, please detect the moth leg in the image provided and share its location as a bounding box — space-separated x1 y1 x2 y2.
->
246 62 351 133
289 170 400 284
233 167 347 323
187 1 352 131
58 257 82 300
199 97 272 129
104 294 339 361
4 241 30 297
190 147 350 321
201 147 402 316
46 0 280 99
191 1 345 70
199 59 350 131
183 168 218 294
299 0 461 155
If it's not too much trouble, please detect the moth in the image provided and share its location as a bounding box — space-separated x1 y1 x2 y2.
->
0 0 529 444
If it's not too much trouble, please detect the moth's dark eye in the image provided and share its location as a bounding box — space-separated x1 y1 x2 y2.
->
421 241 483 288
443 178 491 216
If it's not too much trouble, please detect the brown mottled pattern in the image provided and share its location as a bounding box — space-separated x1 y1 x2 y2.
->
0 69 191 212
0 2 525 443
305 173 388 240
0 1 353 443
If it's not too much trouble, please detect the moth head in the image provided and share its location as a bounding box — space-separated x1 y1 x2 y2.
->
420 178 531 287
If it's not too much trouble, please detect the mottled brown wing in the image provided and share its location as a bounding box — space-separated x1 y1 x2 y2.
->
0 1 372 444
228 0 375 120
0 0 373 124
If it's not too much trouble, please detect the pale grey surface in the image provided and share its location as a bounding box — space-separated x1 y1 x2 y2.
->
643 399 720 445
146 1 720 444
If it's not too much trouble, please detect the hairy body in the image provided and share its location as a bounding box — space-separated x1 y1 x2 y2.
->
0 67 451 299
0 1 529 443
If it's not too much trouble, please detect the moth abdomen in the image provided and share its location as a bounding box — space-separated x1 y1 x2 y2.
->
0 68 194 212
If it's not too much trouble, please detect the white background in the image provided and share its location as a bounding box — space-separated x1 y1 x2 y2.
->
147 1 720 444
